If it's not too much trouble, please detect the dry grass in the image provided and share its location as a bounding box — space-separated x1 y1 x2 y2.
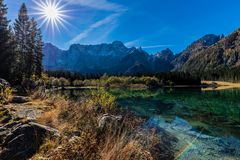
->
101 131 154 160
31 90 174 160
36 95 73 129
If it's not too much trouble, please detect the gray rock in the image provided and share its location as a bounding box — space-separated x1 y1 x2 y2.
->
0 122 59 160
98 114 122 130
10 96 30 104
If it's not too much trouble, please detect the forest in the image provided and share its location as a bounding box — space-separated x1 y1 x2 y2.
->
0 2 43 85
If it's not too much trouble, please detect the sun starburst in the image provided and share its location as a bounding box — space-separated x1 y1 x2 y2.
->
32 0 69 32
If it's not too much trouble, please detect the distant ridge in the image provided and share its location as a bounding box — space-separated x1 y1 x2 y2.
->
43 41 175 74
43 28 240 74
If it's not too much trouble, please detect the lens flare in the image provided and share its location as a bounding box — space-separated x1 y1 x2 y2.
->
32 0 69 32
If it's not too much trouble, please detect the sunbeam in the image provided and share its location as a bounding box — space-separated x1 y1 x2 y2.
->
32 0 69 32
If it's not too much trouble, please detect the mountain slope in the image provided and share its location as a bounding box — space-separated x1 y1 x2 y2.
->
172 34 222 71
43 43 63 70
181 29 240 73
112 48 151 74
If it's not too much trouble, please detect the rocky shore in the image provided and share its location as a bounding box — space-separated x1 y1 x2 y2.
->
0 102 59 160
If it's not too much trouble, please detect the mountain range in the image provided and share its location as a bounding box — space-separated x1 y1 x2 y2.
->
43 28 240 74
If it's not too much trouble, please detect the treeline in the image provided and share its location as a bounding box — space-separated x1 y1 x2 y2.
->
0 1 43 84
46 71 103 86
144 72 201 86
201 69 240 82
45 70 202 87
46 71 102 81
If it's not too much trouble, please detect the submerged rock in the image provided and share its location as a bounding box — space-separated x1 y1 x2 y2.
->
172 116 193 131
145 116 240 160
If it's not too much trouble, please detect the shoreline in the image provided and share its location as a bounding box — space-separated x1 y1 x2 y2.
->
202 81 240 91
51 81 240 91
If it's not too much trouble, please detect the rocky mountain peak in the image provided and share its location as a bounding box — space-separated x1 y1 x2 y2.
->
112 40 125 47
155 48 174 61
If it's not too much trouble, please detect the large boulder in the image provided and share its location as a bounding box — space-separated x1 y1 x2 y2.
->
0 122 59 160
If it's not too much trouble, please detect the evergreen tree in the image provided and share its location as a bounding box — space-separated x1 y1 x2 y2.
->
29 18 43 78
35 28 43 78
36 21 43 78
29 18 38 78
0 0 14 80
14 3 32 79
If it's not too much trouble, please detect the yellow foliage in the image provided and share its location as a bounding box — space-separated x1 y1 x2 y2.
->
4 87 13 97
90 89 116 111
0 87 12 104
41 73 50 85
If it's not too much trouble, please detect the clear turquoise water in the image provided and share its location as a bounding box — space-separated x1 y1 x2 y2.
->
108 88 240 138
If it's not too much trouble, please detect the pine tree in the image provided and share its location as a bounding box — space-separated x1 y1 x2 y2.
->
35 27 43 78
29 18 38 79
0 0 14 80
29 18 43 78
14 3 32 79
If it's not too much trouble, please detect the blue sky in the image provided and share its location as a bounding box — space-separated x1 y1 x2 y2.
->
5 0 240 54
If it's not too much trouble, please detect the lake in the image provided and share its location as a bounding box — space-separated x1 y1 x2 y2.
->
58 88 240 159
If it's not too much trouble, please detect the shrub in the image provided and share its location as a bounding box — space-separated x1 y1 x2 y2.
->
106 77 122 85
140 77 160 89
35 79 44 87
83 79 91 86
59 77 70 88
90 89 116 112
73 80 84 87
52 78 60 87
4 87 13 99
0 85 12 104
145 77 160 89
41 73 50 84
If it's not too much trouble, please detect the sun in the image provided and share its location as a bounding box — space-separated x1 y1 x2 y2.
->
44 4 59 20
32 0 69 31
